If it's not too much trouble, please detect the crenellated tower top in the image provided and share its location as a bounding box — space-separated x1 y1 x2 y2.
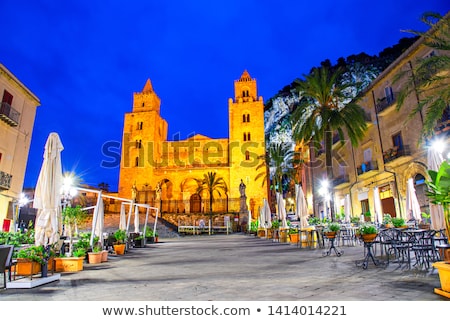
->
132 78 161 113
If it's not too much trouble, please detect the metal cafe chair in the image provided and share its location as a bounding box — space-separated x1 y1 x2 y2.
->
0 245 16 288
386 229 414 269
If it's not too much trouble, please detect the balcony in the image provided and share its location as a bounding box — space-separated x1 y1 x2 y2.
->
383 145 411 164
333 174 350 188
357 160 379 177
0 170 12 190
0 102 20 127
375 93 398 114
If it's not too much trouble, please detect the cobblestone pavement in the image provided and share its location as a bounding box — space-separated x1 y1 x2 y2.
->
0 233 448 301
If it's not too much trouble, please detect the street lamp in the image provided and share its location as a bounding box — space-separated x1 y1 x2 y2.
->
318 179 331 220
61 174 78 208
14 193 30 232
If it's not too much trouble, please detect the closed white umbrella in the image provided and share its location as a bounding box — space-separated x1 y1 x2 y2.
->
259 204 266 228
344 194 351 223
406 178 422 221
119 203 127 230
373 187 383 224
264 198 272 229
427 146 446 231
94 197 105 245
276 192 288 228
295 184 308 228
134 204 140 233
33 132 64 247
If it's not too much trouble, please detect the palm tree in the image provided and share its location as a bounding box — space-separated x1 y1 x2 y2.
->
196 172 227 234
394 12 450 141
291 66 368 220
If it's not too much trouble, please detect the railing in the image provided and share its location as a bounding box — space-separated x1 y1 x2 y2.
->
0 102 20 126
375 93 398 114
0 170 12 190
357 160 378 175
383 145 411 163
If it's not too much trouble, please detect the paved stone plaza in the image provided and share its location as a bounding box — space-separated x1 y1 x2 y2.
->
0 234 448 301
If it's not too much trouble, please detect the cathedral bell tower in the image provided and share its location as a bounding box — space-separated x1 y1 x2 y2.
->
118 78 168 199
228 70 267 218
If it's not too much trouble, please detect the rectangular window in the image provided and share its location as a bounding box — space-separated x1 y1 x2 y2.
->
384 86 394 103
392 132 403 150
2 90 13 105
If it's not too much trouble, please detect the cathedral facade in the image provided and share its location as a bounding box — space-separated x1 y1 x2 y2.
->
118 70 267 219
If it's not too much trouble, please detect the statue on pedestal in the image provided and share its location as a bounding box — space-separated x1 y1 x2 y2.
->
131 182 137 202
239 179 246 197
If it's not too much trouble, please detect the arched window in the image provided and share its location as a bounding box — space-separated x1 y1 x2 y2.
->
243 133 247 141
246 114 250 122
135 157 139 167
245 151 250 161
243 114 246 122
414 174 425 185
247 132 251 141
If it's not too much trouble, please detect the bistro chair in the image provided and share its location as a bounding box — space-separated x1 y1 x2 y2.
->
410 229 438 269
0 245 16 289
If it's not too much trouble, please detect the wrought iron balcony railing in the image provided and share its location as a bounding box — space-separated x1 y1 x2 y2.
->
0 102 20 126
383 145 411 163
0 170 12 190
375 93 398 114
357 160 378 176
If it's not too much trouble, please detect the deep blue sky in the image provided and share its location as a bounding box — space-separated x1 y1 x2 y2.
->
1 1 448 192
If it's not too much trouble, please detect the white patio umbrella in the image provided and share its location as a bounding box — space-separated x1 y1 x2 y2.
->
344 194 351 223
134 204 140 233
259 204 266 228
373 187 383 224
406 178 422 221
33 132 64 247
263 198 272 229
427 146 446 231
119 203 127 230
276 192 288 228
94 197 105 246
295 184 308 228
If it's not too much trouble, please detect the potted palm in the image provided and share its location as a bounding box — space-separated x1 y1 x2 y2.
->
426 160 450 298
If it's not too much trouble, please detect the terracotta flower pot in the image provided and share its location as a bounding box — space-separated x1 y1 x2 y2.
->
88 252 103 264
114 244 126 255
101 250 108 262
361 233 377 243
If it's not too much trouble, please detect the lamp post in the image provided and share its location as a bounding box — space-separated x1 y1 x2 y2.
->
14 193 30 232
318 180 331 221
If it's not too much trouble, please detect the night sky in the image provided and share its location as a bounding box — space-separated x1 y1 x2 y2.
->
1 1 448 192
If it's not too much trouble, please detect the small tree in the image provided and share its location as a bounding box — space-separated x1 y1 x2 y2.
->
196 172 227 235
62 205 87 256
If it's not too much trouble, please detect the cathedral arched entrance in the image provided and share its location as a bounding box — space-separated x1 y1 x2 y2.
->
190 194 202 213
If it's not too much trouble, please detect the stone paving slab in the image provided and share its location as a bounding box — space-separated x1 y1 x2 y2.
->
0 234 448 301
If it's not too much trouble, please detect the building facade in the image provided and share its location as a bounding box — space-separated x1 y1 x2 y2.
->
0 64 40 230
309 24 449 223
118 70 267 220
